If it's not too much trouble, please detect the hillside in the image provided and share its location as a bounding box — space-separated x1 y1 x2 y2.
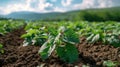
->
58 6 120 21
5 11 61 20
2 6 120 21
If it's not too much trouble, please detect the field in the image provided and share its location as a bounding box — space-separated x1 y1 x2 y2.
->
0 20 120 67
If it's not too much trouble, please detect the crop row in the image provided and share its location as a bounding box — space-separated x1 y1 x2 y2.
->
0 20 25 35
0 20 119 66
21 21 120 64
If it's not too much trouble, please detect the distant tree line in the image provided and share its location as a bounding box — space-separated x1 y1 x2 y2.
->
43 7 120 22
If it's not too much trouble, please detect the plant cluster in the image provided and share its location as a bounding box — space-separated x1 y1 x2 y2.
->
21 22 80 63
0 20 24 35
21 21 120 63
103 60 119 67
78 22 120 47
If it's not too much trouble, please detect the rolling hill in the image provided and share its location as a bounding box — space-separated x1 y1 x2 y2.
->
5 11 62 20
2 6 120 21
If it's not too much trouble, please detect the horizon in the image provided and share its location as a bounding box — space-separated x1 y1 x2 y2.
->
0 0 120 15
2 6 119 15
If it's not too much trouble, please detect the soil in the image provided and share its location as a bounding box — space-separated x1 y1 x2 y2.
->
78 38 120 66
0 28 120 67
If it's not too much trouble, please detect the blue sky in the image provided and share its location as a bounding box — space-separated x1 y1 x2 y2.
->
0 0 120 15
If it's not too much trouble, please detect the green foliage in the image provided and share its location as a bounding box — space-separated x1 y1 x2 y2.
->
2 7 120 21
87 34 100 44
0 44 4 54
81 7 120 22
103 60 119 67
64 29 79 44
56 42 78 63
47 7 120 22
0 20 24 35
77 22 120 47
21 28 48 46
104 33 120 47
38 36 54 59
21 21 120 64
0 27 7 35
38 26 79 63
23 26 79 63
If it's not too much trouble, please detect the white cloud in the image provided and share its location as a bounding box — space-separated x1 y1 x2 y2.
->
72 4 81 10
37 0 53 11
97 0 113 8
0 3 32 15
0 0 33 14
53 7 66 12
0 0 54 15
72 0 115 10
0 0 120 15
71 0 120 10
61 0 73 7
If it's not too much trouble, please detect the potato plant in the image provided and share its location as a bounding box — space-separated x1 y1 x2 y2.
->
39 26 79 63
22 24 79 63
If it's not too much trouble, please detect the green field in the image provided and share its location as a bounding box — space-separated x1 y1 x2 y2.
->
0 20 120 66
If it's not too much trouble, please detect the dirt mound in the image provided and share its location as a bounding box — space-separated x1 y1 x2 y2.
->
0 28 120 67
77 38 120 66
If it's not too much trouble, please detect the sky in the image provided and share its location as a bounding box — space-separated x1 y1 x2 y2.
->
0 0 120 15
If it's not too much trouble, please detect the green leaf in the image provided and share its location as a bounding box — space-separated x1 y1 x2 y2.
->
87 34 94 41
64 29 79 44
33 35 48 46
105 34 120 47
0 44 4 54
39 46 50 60
56 43 78 63
38 37 54 60
87 34 100 44
103 60 119 67
27 29 40 34
21 33 31 38
0 50 4 54
48 27 58 36
0 44 3 48
91 34 100 43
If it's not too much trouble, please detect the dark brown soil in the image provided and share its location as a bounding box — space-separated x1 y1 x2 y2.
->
77 38 120 66
0 28 120 67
